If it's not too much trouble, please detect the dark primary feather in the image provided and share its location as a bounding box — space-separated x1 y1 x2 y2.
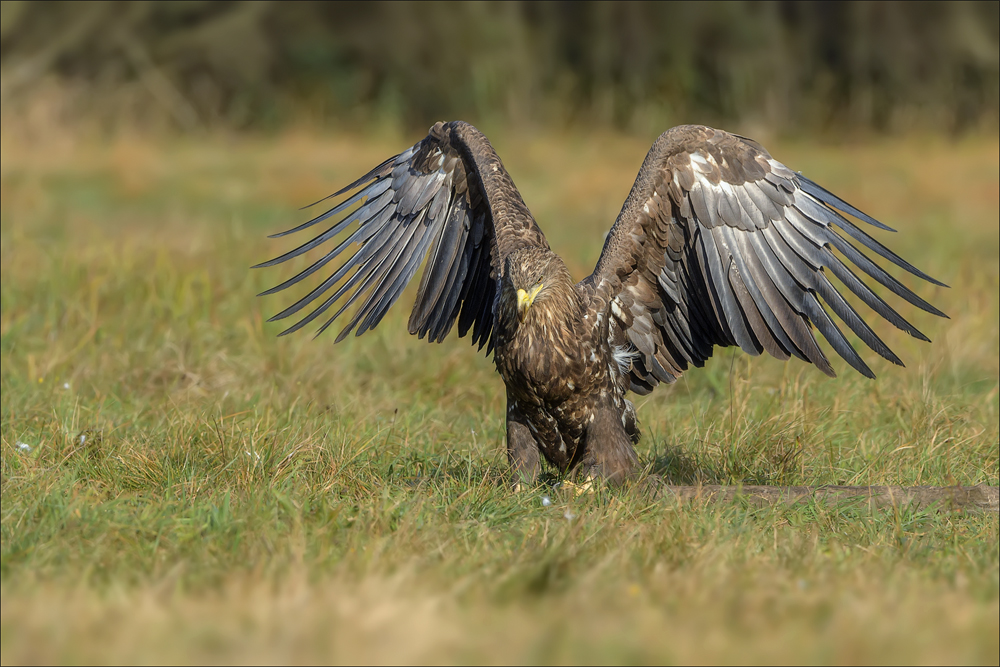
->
254 121 547 350
588 125 946 393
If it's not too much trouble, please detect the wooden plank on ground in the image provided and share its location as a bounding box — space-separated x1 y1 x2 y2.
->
657 485 999 511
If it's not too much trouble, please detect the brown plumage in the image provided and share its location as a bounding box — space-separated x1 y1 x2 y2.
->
256 121 946 485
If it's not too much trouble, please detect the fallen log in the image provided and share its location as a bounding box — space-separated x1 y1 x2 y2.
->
657 484 999 511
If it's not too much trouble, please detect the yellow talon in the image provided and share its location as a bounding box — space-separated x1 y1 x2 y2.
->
561 477 595 496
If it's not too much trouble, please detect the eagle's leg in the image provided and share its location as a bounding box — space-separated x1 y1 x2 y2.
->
506 400 541 490
577 405 639 485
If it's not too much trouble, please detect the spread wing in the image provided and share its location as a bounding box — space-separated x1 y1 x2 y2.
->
588 125 947 394
255 121 548 352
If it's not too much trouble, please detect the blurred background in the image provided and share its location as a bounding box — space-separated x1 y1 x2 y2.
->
1 0 998 137
1 5 998 663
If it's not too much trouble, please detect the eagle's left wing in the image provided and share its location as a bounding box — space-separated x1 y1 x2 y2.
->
586 125 947 395
254 121 548 351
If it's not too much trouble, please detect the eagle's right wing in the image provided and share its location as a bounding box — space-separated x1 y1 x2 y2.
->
587 125 947 394
255 121 548 352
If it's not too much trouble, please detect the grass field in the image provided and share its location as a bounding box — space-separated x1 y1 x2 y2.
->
1 121 998 664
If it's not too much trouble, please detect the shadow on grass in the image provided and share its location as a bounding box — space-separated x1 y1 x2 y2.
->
647 438 804 486
648 445 716 485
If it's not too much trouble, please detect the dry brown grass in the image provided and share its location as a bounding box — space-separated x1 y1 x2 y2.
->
5 567 998 665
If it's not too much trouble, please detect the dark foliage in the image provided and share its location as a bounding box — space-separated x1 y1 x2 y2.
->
2 1 996 132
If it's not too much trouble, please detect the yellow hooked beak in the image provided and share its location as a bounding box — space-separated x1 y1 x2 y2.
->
516 283 544 321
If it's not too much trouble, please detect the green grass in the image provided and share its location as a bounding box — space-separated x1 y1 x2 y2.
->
1 125 998 664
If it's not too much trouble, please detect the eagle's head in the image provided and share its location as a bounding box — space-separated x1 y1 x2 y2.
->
500 246 576 330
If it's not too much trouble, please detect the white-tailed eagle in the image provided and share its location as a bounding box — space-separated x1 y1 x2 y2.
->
257 122 946 484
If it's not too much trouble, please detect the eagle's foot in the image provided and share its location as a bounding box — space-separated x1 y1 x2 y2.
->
559 476 596 496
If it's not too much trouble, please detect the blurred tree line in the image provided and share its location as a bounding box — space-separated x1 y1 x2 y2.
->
1 0 997 134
